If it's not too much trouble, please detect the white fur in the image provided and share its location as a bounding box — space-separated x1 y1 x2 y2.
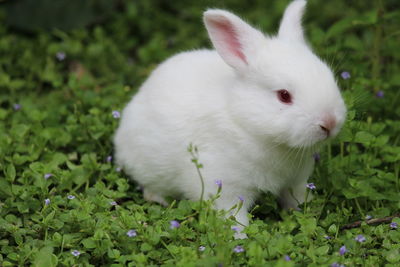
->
278 0 307 43
114 0 346 238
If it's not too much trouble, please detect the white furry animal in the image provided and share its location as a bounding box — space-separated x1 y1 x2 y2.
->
114 0 346 238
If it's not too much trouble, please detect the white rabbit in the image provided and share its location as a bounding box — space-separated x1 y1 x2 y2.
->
114 0 346 238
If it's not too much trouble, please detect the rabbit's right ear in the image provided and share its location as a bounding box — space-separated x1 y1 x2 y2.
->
204 9 265 71
278 0 307 43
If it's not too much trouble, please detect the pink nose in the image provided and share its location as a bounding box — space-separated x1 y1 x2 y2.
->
319 114 336 136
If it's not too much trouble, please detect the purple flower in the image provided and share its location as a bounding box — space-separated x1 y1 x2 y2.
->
331 263 345 267
170 220 180 229
126 229 137 237
390 222 398 229
198 246 206 252
67 195 75 200
313 152 321 162
13 104 21 111
56 51 66 61
215 180 222 188
231 226 240 232
238 195 244 202
109 201 118 206
341 71 351 80
306 183 316 190
324 235 332 240
354 234 366 243
106 155 112 163
233 245 244 253
115 167 122 172
112 110 121 119
284 255 291 261
44 198 50 205
71 250 80 257
44 173 53 179
365 215 372 220
376 91 384 98
339 245 347 256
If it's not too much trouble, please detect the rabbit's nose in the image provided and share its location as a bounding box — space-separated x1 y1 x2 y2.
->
319 115 336 137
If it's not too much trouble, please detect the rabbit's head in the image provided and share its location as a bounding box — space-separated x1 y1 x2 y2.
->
204 0 346 148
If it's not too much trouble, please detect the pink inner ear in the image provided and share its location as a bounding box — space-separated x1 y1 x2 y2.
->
210 19 248 64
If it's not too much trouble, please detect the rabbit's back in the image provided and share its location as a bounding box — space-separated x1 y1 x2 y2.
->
114 49 238 195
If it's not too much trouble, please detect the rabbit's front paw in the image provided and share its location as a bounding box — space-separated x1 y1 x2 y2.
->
143 189 168 207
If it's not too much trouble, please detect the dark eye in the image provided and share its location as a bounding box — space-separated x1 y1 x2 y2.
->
277 89 292 104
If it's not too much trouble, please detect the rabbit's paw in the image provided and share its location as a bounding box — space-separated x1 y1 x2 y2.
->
143 189 168 207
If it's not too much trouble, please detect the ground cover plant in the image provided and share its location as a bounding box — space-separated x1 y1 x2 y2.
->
0 0 399 266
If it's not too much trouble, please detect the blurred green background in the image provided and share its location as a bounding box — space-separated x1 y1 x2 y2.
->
1 0 399 101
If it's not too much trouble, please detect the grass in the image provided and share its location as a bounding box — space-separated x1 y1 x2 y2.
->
0 0 400 266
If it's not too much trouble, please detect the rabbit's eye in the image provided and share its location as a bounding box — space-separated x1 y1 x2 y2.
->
277 89 292 104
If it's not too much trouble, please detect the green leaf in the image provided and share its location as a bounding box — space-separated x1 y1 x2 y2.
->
385 249 400 263
7 253 19 261
82 238 97 249
0 179 12 197
108 249 121 259
140 242 153 252
326 18 354 39
315 245 330 256
10 124 30 139
5 164 16 181
33 246 58 267
298 217 317 236
328 224 337 234
0 108 7 120
354 131 375 145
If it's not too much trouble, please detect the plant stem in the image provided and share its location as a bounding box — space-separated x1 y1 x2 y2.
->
188 144 205 212
195 164 205 210
341 213 400 230
354 198 365 218
304 190 309 214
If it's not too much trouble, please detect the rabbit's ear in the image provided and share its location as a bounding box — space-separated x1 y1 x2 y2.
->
204 9 264 71
278 0 307 43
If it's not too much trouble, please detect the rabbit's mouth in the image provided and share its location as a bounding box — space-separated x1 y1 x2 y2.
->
318 114 337 137
282 124 341 149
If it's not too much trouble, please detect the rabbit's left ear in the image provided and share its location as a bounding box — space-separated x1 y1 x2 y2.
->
278 0 307 43
204 9 265 71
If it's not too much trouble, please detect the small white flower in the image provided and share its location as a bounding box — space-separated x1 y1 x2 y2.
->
71 250 80 257
56 52 66 61
126 229 137 237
